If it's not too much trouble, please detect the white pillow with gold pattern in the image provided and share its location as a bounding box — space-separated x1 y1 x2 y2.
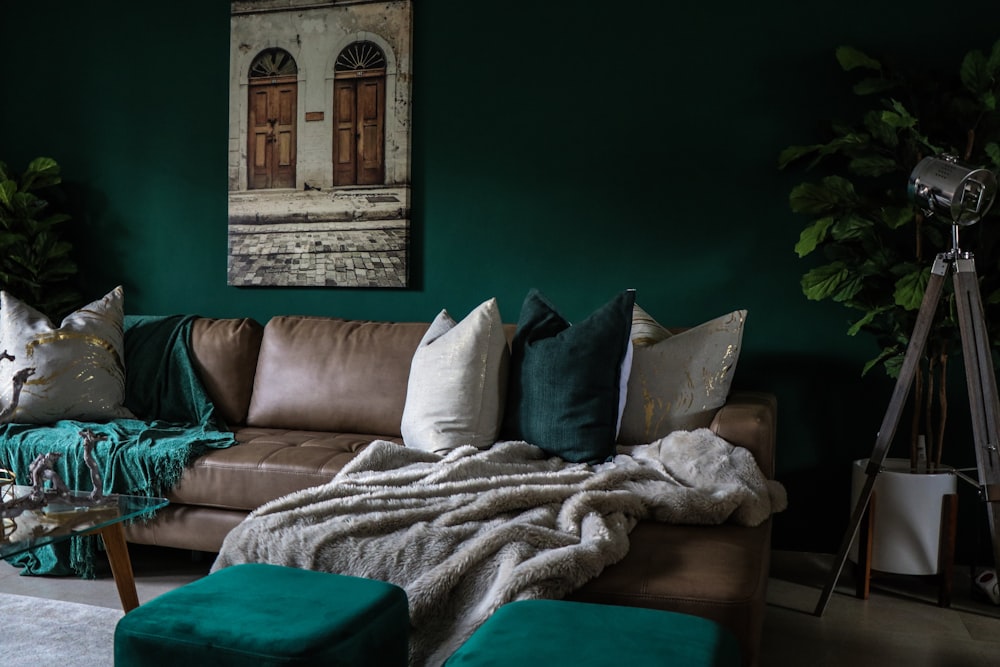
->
0 286 133 424
618 306 746 446
401 297 509 453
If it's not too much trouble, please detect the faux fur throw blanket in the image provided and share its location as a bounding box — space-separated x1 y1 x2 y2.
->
213 429 786 667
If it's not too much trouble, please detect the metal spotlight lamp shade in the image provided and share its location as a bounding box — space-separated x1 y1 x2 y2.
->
908 154 998 226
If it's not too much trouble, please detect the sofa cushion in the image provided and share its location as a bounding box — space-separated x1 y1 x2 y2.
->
502 289 635 463
0 286 133 424
246 316 429 436
618 307 746 446
189 317 264 426
167 427 400 510
401 298 509 453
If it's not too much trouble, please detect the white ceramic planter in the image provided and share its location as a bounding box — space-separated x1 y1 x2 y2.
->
849 457 957 575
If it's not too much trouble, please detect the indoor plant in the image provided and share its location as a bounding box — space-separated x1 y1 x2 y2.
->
0 157 80 320
779 40 1000 470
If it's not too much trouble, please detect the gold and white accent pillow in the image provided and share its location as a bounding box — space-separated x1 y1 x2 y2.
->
618 306 746 446
0 286 133 424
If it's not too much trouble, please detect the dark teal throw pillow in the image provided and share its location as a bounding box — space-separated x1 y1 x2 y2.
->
503 288 635 463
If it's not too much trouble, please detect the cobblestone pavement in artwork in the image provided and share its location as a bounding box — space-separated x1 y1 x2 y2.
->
227 187 409 287
228 220 408 287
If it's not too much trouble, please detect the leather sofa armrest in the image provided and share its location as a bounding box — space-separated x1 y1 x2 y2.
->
710 391 777 479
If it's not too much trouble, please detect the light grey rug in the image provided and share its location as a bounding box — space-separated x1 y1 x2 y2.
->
0 593 122 666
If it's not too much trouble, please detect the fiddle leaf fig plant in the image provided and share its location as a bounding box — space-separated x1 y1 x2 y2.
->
780 41 1000 468
0 157 81 319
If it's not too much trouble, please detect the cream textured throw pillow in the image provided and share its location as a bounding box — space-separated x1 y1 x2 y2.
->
401 298 509 453
618 306 746 446
0 286 133 424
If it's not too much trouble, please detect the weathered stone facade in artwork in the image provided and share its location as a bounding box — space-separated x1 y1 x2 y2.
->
229 0 411 191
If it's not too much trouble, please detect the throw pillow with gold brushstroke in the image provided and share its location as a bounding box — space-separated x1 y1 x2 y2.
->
0 286 134 424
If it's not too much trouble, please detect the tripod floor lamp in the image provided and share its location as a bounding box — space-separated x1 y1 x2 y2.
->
816 154 1000 616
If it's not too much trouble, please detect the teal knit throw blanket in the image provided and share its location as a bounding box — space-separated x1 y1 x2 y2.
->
0 315 236 577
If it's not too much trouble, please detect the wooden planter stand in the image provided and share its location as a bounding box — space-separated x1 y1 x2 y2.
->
855 490 960 607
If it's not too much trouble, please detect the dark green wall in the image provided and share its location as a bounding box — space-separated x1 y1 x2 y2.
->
3 1 999 556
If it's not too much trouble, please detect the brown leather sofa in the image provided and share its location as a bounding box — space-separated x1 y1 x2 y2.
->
124 315 777 667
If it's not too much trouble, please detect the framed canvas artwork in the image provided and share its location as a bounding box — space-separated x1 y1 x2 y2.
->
228 0 413 287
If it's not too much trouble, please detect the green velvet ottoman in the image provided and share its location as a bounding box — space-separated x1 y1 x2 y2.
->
444 599 740 667
114 563 408 667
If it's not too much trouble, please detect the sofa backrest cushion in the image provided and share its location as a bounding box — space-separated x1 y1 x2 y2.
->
190 317 264 426
247 316 430 436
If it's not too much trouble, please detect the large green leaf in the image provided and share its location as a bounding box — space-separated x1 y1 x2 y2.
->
863 116 898 148
982 90 997 112
987 142 1000 170
961 50 989 95
37 212 72 228
836 46 882 72
795 216 835 257
849 155 897 177
893 268 929 310
778 144 822 168
778 134 869 169
19 157 61 192
880 109 915 130
883 353 905 378
831 214 874 242
43 239 73 260
0 179 16 209
37 259 77 283
853 77 896 96
832 274 864 302
789 176 858 215
877 205 914 230
0 230 24 246
9 190 45 220
862 345 899 376
801 262 850 300
847 309 883 336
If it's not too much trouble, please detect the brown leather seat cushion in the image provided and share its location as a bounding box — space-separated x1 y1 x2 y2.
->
167 427 399 510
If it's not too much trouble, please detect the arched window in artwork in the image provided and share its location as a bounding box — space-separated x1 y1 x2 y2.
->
333 41 387 186
247 48 298 189
335 41 387 74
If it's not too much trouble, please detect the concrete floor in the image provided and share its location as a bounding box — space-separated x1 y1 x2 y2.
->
1 547 999 665
762 551 1000 666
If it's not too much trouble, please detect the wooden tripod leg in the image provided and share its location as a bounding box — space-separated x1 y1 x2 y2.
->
856 491 876 600
953 257 1000 576
937 493 958 608
814 256 949 617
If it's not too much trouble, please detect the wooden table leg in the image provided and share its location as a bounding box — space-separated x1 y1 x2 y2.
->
97 522 140 613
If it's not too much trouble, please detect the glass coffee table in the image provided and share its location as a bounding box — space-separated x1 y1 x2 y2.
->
1 486 168 612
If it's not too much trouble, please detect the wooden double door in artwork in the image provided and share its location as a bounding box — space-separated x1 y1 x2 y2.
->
248 76 297 190
333 75 385 186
